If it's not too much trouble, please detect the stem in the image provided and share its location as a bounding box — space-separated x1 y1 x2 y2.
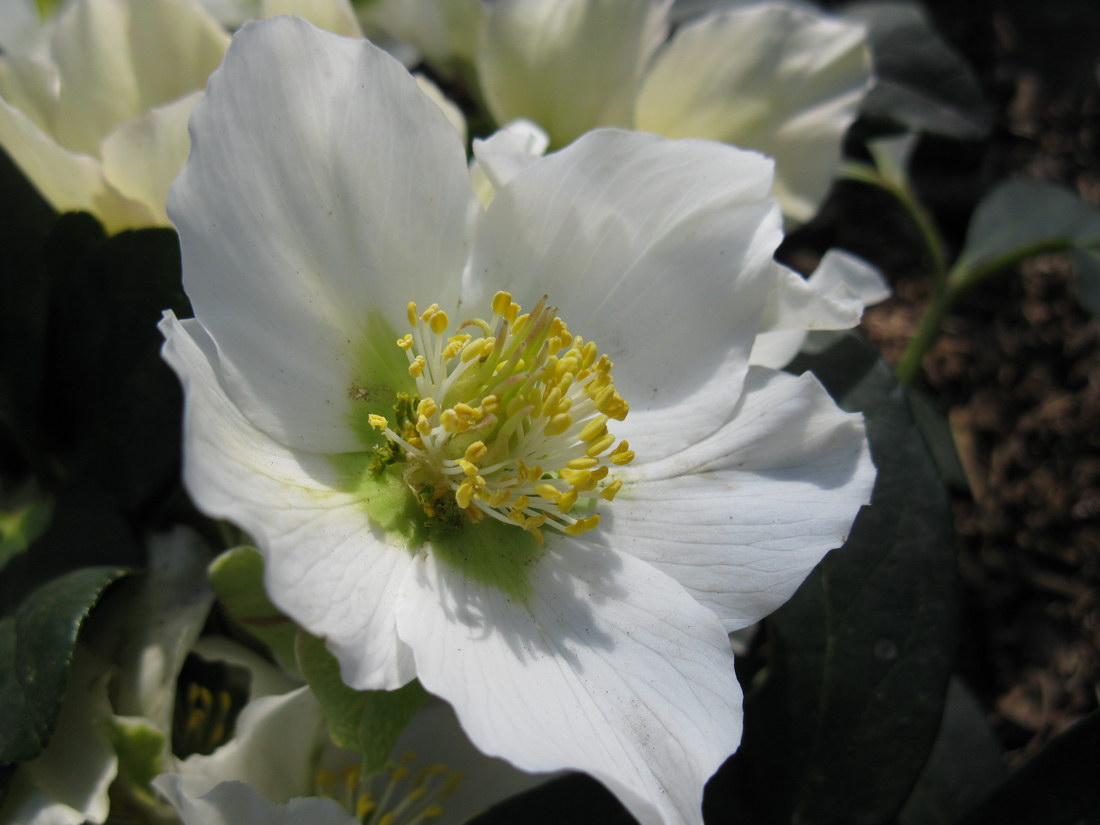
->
949 238 1075 293
895 281 958 386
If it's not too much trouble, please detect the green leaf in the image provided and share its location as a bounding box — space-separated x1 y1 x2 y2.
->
295 630 427 773
955 710 1100 825
0 485 141 619
731 331 959 824
0 497 53 574
41 223 188 515
208 546 298 673
897 678 1006 825
0 566 127 763
105 716 166 808
953 180 1100 293
0 150 58 486
846 2 991 139
1071 247 1100 314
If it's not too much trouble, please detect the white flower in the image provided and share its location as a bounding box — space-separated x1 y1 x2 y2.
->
478 0 873 223
0 0 391 232
161 17 875 825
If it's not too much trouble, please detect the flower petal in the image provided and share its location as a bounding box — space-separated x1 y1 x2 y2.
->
395 542 741 825
169 17 473 451
467 128 782 459
477 0 670 147
361 0 485 70
0 97 155 231
636 2 872 223
259 0 363 37
469 118 548 207
178 687 325 803
160 312 417 689
153 776 358 825
100 91 201 225
750 250 889 368
614 367 875 630
51 0 228 155
394 697 560 823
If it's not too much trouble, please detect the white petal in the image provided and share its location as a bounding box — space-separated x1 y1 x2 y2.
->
750 250 889 368
0 650 117 825
636 2 872 222
178 687 325 803
153 776 358 825
106 527 213 736
190 636 299 700
467 128 782 459
259 0 363 37
396 544 741 825
360 0 485 69
100 91 201 225
50 0 228 155
615 367 875 630
0 89 155 231
415 73 467 144
160 312 417 690
806 248 891 307
0 0 46 57
394 697 559 823
477 0 670 146
169 17 473 452
469 118 548 207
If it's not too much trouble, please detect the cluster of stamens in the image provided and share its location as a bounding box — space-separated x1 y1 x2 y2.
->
362 292 633 545
316 752 462 825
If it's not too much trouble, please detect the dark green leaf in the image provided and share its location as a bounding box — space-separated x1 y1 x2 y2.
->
0 484 141 617
40 223 187 515
955 180 1100 291
956 710 1100 825
905 386 968 493
0 148 58 486
468 774 635 825
0 566 127 763
731 331 959 825
846 2 991 139
897 678 1006 825
1071 246 1100 315
296 630 427 772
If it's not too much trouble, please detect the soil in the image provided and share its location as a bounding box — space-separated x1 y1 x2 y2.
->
812 0 1100 767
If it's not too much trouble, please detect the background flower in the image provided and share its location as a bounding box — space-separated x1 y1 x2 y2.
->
477 0 873 222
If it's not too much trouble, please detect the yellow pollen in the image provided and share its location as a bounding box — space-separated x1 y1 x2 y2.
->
373 294 630 540
586 432 616 457
417 398 437 419
429 310 449 335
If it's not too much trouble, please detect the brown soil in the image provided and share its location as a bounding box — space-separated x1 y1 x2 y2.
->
856 2 1100 767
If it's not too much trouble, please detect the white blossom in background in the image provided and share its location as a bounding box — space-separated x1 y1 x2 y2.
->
478 0 873 223
0 0 461 231
161 17 875 825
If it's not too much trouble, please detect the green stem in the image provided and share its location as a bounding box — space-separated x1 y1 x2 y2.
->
948 238 1075 292
895 281 958 386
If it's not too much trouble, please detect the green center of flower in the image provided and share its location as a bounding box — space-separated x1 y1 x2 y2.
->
364 292 633 545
